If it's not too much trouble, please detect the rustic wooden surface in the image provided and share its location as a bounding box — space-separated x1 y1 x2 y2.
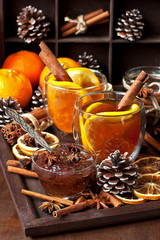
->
0 165 160 240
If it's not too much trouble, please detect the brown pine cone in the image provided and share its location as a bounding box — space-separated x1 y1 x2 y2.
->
17 5 50 43
115 9 144 41
31 86 43 110
97 150 138 195
78 52 101 71
0 97 22 127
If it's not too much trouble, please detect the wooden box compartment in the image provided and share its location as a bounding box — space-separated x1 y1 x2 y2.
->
1 0 160 84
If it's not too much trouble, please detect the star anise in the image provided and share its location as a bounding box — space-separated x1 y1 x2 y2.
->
138 88 154 98
82 188 109 210
67 152 80 163
20 158 32 170
39 201 64 214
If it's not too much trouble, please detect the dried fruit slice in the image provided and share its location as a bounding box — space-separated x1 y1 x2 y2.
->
133 156 160 174
66 67 100 88
17 131 59 156
133 174 160 200
115 193 146 204
12 143 30 160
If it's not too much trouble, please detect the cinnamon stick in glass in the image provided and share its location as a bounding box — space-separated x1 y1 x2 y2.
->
117 70 149 111
60 9 104 32
39 41 72 82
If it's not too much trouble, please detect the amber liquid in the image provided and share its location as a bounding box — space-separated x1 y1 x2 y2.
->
80 99 141 162
47 79 106 134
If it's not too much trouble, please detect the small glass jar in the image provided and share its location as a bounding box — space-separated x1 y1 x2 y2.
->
123 66 160 92
32 142 97 198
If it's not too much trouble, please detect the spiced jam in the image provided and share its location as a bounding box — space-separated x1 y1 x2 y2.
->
32 143 97 198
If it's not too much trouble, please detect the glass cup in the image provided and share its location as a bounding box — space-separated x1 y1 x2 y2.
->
44 69 108 139
73 91 146 163
32 142 97 199
123 66 160 92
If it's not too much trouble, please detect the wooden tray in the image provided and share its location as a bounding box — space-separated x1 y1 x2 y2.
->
0 131 160 237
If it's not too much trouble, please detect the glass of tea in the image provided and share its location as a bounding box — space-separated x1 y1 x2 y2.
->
73 91 146 163
32 142 97 198
44 68 108 139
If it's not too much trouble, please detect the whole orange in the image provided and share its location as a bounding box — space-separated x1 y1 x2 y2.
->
0 69 33 109
39 57 81 89
2 50 45 89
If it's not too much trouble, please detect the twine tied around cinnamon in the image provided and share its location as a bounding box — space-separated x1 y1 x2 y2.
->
64 15 87 35
21 112 52 131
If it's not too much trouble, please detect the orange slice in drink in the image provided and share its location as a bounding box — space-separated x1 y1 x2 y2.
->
115 193 146 204
48 78 82 89
86 102 115 114
133 156 160 174
66 67 100 88
80 103 141 161
133 174 160 200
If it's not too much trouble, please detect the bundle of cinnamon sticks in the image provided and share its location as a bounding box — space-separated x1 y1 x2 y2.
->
60 9 110 37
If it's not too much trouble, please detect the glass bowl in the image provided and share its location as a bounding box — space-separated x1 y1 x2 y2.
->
32 142 97 198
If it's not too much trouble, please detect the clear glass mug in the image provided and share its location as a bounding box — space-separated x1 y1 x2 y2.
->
73 91 146 163
44 69 108 138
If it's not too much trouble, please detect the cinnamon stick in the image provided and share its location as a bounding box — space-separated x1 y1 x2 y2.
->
100 191 123 207
117 70 149 110
53 199 96 217
144 131 160 151
7 160 23 168
62 11 110 37
39 41 72 82
21 189 73 206
60 9 104 32
7 166 39 178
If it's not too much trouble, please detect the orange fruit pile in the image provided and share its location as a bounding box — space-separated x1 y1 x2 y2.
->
39 57 81 89
2 50 45 89
0 69 32 109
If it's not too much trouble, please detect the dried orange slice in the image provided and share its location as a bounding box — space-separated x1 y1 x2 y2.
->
133 156 160 174
115 193 146 204
133 174 160 200
17 131 59 156
66 67 100 88
12 143 31 160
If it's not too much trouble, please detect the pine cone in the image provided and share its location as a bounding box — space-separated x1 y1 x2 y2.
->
31 86 43 110
17 5 50 43
97 150 138 195
0 97 22 127
115 9 144 41
78 52 101 71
